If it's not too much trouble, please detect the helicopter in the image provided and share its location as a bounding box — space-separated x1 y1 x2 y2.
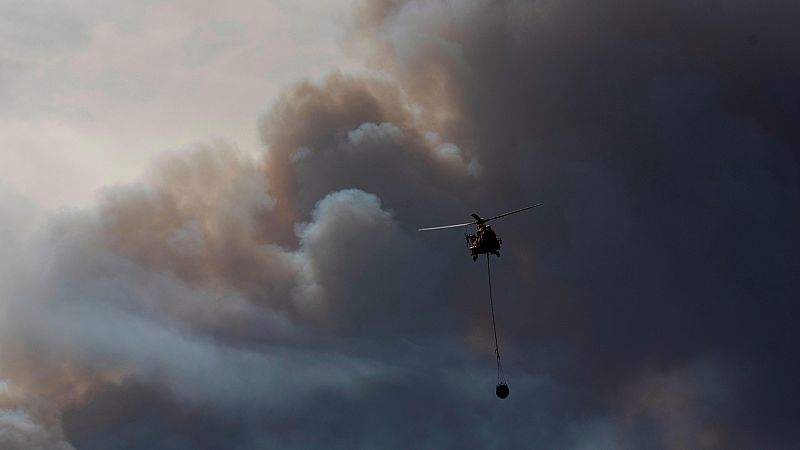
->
418 204 542 261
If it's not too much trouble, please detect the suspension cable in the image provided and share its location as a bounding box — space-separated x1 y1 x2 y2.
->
486 254 504 384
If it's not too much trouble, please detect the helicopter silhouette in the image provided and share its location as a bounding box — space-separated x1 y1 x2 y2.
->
418 204 542 261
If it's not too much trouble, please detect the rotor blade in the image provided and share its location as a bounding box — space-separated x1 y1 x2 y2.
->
418 221 475 231
483 204 543 223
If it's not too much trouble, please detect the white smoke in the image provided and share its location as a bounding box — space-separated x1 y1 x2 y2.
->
0 380 74 450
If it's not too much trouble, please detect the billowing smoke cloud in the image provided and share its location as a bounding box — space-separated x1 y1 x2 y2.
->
1 0 799 448
0 380 74 450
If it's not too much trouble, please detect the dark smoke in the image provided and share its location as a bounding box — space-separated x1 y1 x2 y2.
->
1 0 799 448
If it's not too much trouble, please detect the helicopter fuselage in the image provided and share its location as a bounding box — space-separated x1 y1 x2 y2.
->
466 224 502 261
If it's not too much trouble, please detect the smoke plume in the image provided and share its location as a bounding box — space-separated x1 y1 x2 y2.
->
1 0 799 448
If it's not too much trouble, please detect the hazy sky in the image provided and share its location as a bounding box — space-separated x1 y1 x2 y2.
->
0 0 358 208
1 1 799 449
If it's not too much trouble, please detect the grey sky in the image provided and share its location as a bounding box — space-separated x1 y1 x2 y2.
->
0 0 358 209
1 0 799 449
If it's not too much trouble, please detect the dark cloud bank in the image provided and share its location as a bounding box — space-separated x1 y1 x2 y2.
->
2 0 799 448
